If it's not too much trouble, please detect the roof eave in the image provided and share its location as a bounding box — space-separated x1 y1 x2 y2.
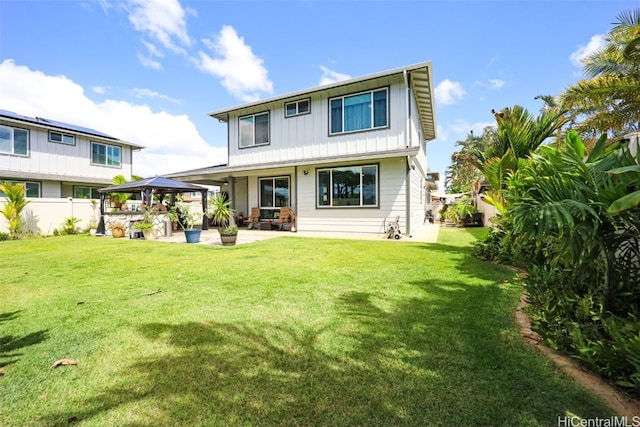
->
208 61 434 122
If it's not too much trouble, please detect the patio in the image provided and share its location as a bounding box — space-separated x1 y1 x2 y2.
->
156 222 440 246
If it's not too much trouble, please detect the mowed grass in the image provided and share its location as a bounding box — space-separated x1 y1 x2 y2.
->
1 228 613 426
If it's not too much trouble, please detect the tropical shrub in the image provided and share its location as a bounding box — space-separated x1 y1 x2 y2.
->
0 181 31 239
62 216 82 235
509 131 640 394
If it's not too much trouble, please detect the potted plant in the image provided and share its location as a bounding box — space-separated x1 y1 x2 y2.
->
448 196 478 227
208 194 237 246
136 206 159 240
108 220 126 238
168 204 203 243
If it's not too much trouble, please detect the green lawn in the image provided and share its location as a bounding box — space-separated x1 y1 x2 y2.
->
1 228 613 426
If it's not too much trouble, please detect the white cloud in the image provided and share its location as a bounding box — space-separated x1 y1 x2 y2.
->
93 86 109 95
318 66 351 86
132 88 181 104
434 79 466 105
196 25 273 102
488 79 504 89
0 59 226 178
137 52 162 70
126 0 191 54
570 34 606 67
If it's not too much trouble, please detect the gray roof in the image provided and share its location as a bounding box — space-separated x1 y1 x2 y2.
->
208 61 437 141
98 176 208 194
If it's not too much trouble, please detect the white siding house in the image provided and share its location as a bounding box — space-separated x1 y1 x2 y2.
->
167 62 437 236
0 109 143 198
0 109 143 233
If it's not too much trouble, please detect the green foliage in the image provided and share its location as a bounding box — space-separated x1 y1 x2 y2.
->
0 181 31 238
560 8 640 134
208 193 236 228
0 231 9 241
168 204 202 230
109 174 133 206
62 216 82 235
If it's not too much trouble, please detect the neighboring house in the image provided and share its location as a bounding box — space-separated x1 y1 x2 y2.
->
0 109 143 199
167 61 437 236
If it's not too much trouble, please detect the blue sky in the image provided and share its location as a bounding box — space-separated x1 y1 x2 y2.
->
0 0 636 181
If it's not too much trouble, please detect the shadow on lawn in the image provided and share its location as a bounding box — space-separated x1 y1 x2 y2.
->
40 279 611 426
0 310 49 369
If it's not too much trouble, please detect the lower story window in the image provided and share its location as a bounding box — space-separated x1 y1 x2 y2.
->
74 186 101 199
0 180 40 198
317 165 378 207
259 176 290 212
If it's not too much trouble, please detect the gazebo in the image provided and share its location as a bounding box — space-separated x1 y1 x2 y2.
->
96 176 210 235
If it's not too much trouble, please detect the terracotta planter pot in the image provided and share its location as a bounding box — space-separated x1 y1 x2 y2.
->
112 227 125 238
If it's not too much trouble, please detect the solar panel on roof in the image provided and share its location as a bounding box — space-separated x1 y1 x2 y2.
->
0 108 116 140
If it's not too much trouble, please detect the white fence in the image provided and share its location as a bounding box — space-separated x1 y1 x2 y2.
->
0 198 100 235
476 197 499 227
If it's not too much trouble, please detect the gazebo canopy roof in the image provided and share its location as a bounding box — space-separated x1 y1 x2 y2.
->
98 176 208 194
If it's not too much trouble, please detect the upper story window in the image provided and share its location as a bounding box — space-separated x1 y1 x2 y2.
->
49 131 75 145
91 142 121 167
285 98 310 117
329 88 388 135
239 112 269 148
317 164 378 208
0 125 28 156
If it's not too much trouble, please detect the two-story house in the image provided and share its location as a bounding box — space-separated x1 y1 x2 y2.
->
167 61 437 236
0 109 143 199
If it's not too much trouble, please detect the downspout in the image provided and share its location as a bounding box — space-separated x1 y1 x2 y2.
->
403 70 412 148
292 166 298 232
404 69 412 234
406 157 412 237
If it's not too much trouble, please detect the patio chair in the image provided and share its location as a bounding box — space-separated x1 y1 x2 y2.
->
272 207 293 230
244 207 260 229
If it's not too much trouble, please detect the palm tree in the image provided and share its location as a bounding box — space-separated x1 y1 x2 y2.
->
559 9 640 134
476 104 568 212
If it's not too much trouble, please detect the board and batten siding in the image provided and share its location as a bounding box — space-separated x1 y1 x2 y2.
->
0 125 133 182
226 74 410 168
295 157 407 235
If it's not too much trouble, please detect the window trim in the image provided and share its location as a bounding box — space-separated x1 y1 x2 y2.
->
316 163 379 208
49 131 76 146
284 98 311 118
73 186 101 199
0 124 29 156
90 141 122 168
238 111 270 148
259 175 290 212
328 87 389 136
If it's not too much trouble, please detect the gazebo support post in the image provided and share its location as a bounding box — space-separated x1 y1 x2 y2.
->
201 190 208 230
96 193 106 235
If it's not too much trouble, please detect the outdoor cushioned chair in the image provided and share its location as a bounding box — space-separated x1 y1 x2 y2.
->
272 207 293 230
244 207 260 229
